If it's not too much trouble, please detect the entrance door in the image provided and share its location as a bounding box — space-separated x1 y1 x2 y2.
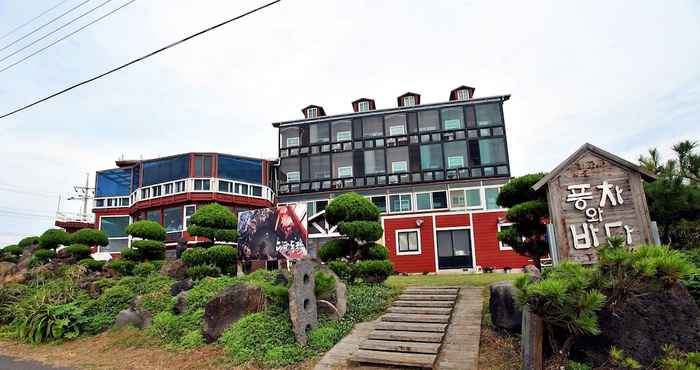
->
436 229 473 270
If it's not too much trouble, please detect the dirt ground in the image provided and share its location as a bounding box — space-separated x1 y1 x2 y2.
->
477 327 521 370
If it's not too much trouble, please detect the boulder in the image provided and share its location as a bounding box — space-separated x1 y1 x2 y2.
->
202 283 267 343
160 259 187 280
489 281 522 332
16 244 38 271
317 300 340 321
115 308 152 329
175 238 188 259
174 291 188 315
0 262 18 278
170 278 194 296
274 270 290 286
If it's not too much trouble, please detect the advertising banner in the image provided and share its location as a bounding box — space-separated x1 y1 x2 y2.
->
237 204 308 261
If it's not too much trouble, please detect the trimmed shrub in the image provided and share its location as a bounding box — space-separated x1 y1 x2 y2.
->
182 247 208 266
17 236 39 248
206 245 237 274
65 244 92 260
125 220 166 241
314 271 336 300
337 221 383 243
325 192 380 225
1 245 22 262
33 249 56 264
105 259 135 276
367 243 389 260
131 240 165 261
186 264 221 280
78 258 105 272
187 203 238 244
354 260 394 283
39 229 70 250
318 239 351 262
328 260 355 282
133 262 157 277
120 248 141 262
70 228 109 247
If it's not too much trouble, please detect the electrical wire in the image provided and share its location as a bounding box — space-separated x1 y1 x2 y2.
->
0 0 72 41
0 0 281 119
0 0 90 53
0 0 136 73
0 0 117 65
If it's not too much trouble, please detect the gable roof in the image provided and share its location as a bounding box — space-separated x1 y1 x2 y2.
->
532 143 657 191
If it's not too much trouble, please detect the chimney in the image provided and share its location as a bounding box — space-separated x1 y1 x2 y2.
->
352 98 376 113
449 85 475 101
397 92 420 107
301 105 325 119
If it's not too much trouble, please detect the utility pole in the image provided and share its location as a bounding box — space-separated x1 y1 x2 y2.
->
68 173 94 217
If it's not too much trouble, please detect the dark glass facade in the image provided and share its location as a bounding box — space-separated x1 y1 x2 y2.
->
276 98 510 195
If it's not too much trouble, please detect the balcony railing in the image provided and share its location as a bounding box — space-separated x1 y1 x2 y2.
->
56 211 95 223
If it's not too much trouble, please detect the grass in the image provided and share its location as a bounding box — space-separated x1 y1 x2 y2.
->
386 272 522 288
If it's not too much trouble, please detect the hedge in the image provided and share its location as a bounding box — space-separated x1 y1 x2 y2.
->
125 221 166 241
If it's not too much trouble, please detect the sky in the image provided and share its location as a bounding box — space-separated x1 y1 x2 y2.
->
0 0 699 246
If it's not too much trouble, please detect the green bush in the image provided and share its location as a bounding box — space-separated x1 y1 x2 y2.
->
566 360 593 370
17 236 39 248
120 248 141 262
133 262 157 277
206 245 237 274
314 272 336 300
70 228 108 247
16 303 83 343
139 290 174 315
345 283 398 322
125 220 166 241
186 276 238 310
187 203 238 244
1 245 22 262
78 258 105 272
182 247 208 266
39 229 70 250
131 240 165 261
318 239 351 262
33 249 56 263
187 264 221 280
656 345 700 370
354 260 394 283
0 284 28 324
367 243 389 260
683 249 700 306
147 309 203 349
105 259 135 276
328 260 355 282
337 221 383 243
325 192 380 225
65 244 92 260
307 320 353 352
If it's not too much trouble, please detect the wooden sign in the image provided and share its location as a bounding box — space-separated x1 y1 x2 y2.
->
533 143 656 264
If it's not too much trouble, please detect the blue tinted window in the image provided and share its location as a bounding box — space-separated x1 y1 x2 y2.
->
96 168 132 197
218 155 262 184
141 155 189 186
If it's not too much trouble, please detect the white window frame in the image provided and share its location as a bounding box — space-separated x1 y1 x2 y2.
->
395 228 421 256
337 166 353 178
389 125 406 136
368 195 387 213
98 215 131 253
465 187 484 209
391 160 408 173
403 95 416 107
415 192 432 211
358 101 370 112
193 178 211 191
497 222 514 251
286 171 300 183
389 193 413 213
446 155 464 169
307 107 318 118
457 89 469 101
484 185 502 210
286 136 300 147
336 130 352 142
184 205 196 229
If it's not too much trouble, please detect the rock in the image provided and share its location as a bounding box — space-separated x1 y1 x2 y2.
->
202 283 267 343
317 300 340 320
274 271 290 286
87 281 102 298
489 281 522 332
315 264 347 319
115 308 152 330
16 244 38 271
170 278 194 296
174 291 188 315
176 238 188 259
0 262 23 287
0 262 18 278
160 259 187 280
592 283 700 366
288 257 318 345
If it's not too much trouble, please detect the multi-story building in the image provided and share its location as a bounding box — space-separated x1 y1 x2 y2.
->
273 86 530 273
92 153 274 255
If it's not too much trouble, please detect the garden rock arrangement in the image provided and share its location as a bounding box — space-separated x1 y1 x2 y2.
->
488 281 521 332
203 283 267 342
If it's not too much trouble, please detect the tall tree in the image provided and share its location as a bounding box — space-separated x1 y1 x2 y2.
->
323 192 383 261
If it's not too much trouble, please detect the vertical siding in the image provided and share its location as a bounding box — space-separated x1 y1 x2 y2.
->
472 211 531 269
383 216 436 273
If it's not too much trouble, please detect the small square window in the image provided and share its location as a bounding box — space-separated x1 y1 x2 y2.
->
397 230 420 254
391 161 407 173
358 101 370 112
286 137 299 147
337 166 353 178
307 107 318 118
371 196 386 213
457 89 469 100
389 125 406 136
450 190 465 208
403 95 416 106
416 193 431 210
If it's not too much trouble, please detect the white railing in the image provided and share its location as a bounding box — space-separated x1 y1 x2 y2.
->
56 211 95 223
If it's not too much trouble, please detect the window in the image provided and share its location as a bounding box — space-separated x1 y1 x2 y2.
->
309 155 331 180
147 210 160 223
332 152 353 178
444 141 468 169
441 107 464 130
485 187 500 210
457 89 469 101
280 127 300 148
364 149 386 175
498 223 514 250
307 107 318 118
387 147 409 173
95 199 105 208
193 154 214 177
403 95 416 107
163 206 183 233
479 138 507 164
164 183 173 195
420 144 443 170
432 191 447 209
309 122 330 144
141 155 189 187
316 200 328 213
437 229 471 257
235 183 249 195
416 191 448 210
450 189 466 208
152 185 161 197
141 188 150 199
332 120 352 142
194 179 210 191
418 110 439 132
251 186 262 197
358 101 370 112
362 117 383 138
389 194 412 212
100 216 129 253
175 181 185 192
184 205 196 228
370 196 387 213
396 230 420 254
385 114 407 136
476 103 503 126
416 193 431 210
466 188 482 208
287 172 300 182
307 201 316 216
219 180 231 192
119 197 129 207
279 158 300 183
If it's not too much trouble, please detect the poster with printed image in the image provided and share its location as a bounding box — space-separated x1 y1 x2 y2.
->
274 204 308 260
237 205 308 261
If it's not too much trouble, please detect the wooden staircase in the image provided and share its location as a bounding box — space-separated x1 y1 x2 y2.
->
350 286 459 368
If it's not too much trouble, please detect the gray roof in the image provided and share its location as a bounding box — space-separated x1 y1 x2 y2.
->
532 143 657 191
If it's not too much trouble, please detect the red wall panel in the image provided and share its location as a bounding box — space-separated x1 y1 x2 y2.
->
435 213 469 228
472 212 531 269
383 216 436 273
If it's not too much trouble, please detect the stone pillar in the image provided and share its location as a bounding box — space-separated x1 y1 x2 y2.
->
288 257 318 345
521 305 543 370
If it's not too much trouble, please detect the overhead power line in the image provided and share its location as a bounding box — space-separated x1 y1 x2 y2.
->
0 0 90 53
0 0 117 65
0 0 72 41
0 0 136 73
0 0 281 120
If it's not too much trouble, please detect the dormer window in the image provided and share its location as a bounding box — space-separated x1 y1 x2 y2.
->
403 95 416 107
358 101 370 112
457 89 469 101
307 107 318 118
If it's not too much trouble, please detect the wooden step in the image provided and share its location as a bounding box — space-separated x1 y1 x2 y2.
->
359 339 441 354
387 306 453 315
351 349 436 368
382 313 451 324
404 288 459 295
368 330 445 343
398 294 457 301
375 321 447 332
393 300 454 308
